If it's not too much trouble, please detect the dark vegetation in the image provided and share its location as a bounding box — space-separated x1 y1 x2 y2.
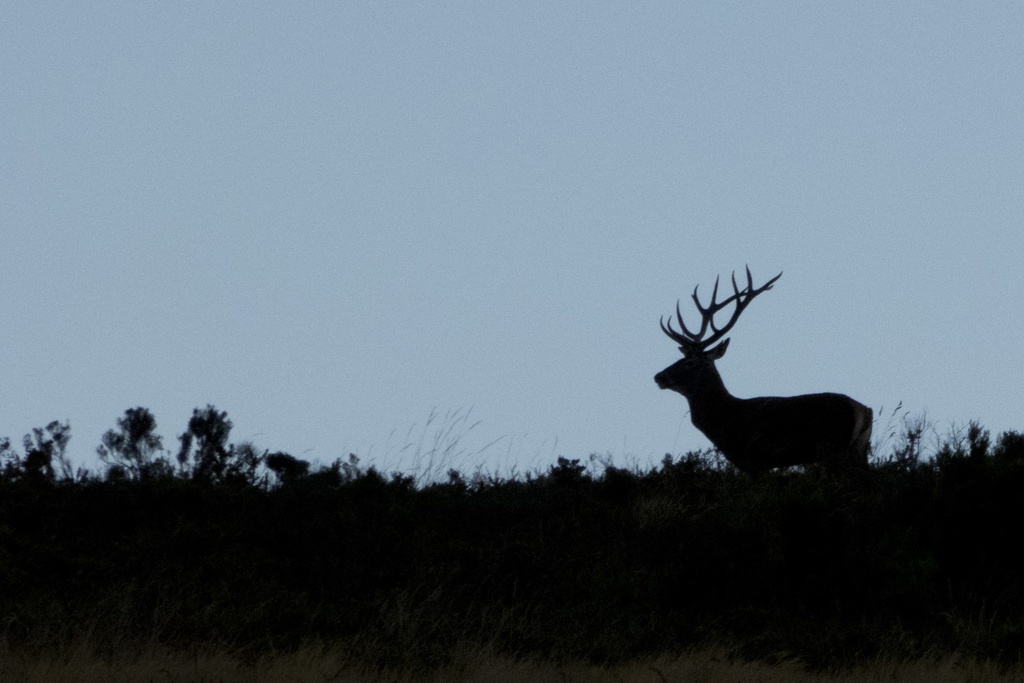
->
2 406 1024 671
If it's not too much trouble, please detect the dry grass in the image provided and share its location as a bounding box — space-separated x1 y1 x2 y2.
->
1 643 1021 683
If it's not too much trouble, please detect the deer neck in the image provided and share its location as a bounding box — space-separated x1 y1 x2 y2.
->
685 364 739 436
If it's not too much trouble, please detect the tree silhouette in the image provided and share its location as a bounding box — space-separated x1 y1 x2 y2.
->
173 405 264 485
177 405 233 483
97 407 168 480
22 420 72 481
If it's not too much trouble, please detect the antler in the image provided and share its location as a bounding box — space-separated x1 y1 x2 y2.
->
660 266 783 351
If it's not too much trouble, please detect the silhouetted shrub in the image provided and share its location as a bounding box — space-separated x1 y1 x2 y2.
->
265 452 310 484
97 407 171 481
548 456 587 488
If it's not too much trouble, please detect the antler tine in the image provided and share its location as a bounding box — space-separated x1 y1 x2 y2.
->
761 269 783 290
659 316 678 342
690 274 738 339
706 269 747 335
660 294 713 347
660 311 692 347
695 267 784 348
690 275 723 316
681 292 709 339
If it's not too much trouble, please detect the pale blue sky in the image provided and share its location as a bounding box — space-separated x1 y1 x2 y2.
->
3 3 1022 475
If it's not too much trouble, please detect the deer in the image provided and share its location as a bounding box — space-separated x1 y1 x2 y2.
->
654 267 872 474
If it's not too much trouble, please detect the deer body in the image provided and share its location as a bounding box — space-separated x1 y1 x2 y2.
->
655 268 872 473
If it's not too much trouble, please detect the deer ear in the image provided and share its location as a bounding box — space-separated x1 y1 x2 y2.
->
706 338 730 359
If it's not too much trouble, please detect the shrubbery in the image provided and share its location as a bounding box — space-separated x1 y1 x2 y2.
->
2 406 1024 669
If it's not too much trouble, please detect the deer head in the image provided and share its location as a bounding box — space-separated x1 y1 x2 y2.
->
654 266 781 397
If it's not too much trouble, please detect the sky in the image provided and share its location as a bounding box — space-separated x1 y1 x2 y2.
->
3 3 1022 477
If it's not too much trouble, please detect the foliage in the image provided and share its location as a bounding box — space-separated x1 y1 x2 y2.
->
97 407 170 481
2 408 1024 670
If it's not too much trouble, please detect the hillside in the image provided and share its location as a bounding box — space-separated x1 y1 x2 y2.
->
2 407 1024 672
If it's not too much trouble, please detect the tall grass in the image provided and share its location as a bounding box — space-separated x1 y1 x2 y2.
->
3 644 1023 683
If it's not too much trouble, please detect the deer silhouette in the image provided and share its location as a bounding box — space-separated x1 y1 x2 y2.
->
655 267 871 473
